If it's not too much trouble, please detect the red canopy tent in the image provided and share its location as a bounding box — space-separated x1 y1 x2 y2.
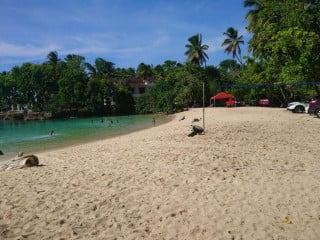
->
210 92 235 107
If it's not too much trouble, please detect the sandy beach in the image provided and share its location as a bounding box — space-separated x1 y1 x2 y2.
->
1 107 320 240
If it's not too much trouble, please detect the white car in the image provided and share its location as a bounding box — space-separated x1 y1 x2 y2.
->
287 101 309 113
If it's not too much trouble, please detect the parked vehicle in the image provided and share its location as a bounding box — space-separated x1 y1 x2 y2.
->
259 98 270 106
307 96 320 117
287 101 309 113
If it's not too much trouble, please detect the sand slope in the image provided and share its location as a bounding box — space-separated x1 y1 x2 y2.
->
1 107 320 240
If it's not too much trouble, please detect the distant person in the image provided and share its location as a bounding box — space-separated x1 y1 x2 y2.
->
152 117 156 127
49 130 54 136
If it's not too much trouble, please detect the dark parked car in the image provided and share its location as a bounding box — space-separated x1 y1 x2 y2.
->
308 96 320 117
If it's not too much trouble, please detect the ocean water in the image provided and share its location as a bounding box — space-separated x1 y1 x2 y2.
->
0 114 167 160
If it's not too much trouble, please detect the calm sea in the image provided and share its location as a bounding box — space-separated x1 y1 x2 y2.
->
0 114 168 160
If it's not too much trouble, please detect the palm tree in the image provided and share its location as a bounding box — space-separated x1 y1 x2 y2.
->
221 27 244 66
185 34 209 131
185 33 209 67
244 0 263 19
244 0 263 32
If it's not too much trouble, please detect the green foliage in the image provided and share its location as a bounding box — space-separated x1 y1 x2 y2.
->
0 49 225 116
114 84 135 115
134 94 152 114
243 0 320 103
86 78 110 114
205 66 221 95
56 54 88 111
136 63 153 79
135 63 209 114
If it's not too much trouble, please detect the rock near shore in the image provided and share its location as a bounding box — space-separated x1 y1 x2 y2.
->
0 110 52 120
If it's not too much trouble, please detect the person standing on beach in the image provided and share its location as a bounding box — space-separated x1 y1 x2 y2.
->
49 130 54 136
152 117 156 127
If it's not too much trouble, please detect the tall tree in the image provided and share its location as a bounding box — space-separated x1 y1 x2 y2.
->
244 0 320 99
47 51 59 65
222 27 244 66
85 62 97 79
57 54 88 112
0 72 10 110
136 63 153 79
219 59 241 82
94 58 115 79
244 0 263 32
44 51 60 107
185 34 209 67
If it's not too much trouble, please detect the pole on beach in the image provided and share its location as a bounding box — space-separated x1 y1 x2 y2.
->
202 81 205 133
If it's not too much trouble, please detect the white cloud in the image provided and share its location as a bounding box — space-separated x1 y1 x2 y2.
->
0 41 61 58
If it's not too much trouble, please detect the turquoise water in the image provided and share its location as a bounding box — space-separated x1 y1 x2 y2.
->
0 114 167 160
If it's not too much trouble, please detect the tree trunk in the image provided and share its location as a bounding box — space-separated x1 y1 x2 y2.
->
279 85 289 106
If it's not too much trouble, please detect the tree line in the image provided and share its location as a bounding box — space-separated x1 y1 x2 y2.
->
1 0 319 117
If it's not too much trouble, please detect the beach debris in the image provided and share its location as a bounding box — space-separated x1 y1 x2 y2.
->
179 116 186 121
283 217 293 224
188 125 204 137
1 152 39 171
191 118 201 123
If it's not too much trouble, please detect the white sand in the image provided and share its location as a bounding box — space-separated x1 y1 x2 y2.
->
1 107 320 240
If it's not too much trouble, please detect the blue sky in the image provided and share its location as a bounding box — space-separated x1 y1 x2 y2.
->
0 0 250 71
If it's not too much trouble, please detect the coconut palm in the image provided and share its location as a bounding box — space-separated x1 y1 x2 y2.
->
244 0 263 32
221 27 244 66
185 33 209 67
185 34 209 131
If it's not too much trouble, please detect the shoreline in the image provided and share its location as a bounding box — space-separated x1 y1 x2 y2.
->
1 107 320 239
36 113 175 158
0 113 172 162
